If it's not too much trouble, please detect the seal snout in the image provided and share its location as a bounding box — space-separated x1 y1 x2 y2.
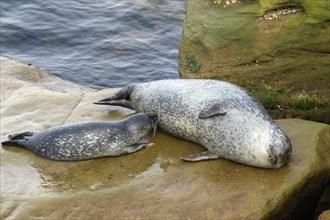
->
269 135 292 168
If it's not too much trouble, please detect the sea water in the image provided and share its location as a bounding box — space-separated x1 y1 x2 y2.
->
0 0 186 89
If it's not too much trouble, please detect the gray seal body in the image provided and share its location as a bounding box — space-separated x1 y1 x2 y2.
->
95 79 292 169
1 113 156 161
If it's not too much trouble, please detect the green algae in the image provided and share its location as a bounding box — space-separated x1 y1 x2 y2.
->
185 52 202 73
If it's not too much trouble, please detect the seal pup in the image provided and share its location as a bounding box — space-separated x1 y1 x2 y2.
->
94 79 292 169
1 113 156 161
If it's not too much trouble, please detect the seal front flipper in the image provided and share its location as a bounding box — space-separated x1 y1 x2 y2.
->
199 103 227 119
126 143 154 154
181 151 219 162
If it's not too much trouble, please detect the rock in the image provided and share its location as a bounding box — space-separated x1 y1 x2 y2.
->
1 56 329 219
316 186 330 219
318 210 330 220
178 0 330 123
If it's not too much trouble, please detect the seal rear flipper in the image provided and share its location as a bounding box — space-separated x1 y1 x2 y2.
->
8 131 35 140
126 143 154 154
94 99 132 109
199 103 227 119
1 140 29 148
94 86 134 108
181 151 220 162
2 131 34 148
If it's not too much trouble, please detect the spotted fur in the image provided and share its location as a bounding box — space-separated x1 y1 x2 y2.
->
96 80 292 169
1 113 156 160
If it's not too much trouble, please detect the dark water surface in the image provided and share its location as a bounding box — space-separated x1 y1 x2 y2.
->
0 0 186 89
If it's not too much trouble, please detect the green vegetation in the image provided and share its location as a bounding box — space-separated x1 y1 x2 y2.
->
179 0 330 123
185 52 201 73
259 85 282 109
289 94 330 110
245 82 329 123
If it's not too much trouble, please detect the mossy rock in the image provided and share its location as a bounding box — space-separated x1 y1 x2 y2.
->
179 0 330 123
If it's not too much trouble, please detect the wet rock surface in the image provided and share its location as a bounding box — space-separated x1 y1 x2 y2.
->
1 57 329 219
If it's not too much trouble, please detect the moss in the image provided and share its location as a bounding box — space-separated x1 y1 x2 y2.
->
185 52 202 73
302 0 330 23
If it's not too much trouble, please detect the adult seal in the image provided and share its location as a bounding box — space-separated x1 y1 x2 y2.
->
1 113 156 161
95 79 292 169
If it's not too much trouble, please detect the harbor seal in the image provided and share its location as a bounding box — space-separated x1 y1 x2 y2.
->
1 113 156 161
94 79 292 169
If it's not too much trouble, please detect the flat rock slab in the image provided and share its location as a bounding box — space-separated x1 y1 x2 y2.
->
1 57 329 219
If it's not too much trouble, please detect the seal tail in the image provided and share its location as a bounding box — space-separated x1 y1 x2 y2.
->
93 85 133 109
1 131 34 148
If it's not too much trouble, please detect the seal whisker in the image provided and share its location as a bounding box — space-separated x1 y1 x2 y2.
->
152 119 158 137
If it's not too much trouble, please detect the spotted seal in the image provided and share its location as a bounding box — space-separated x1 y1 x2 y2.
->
1 113 156 161
95 79 292 169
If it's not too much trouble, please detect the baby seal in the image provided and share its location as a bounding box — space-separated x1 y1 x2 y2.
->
1 113 156 161
95 79 292 169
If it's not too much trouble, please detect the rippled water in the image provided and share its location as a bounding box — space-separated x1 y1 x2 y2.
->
0 0 186 89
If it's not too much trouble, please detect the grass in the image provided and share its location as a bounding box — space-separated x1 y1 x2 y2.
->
251 84 329 111
246 83 329 122
289 93 330 110
259 84 282 109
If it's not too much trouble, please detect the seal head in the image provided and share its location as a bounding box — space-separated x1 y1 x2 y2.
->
184 97 292 169
268 129 292 169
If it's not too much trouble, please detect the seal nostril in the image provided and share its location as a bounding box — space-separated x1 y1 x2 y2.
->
270 136 292 168
271 155 277 164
